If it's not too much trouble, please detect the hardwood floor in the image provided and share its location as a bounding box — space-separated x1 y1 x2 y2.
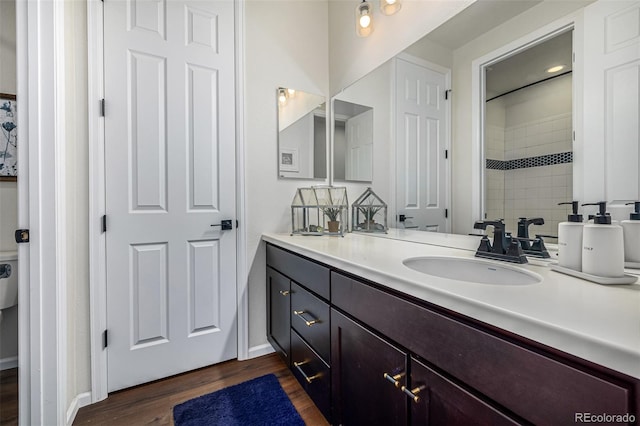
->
74 353 329 425
0 368 18 426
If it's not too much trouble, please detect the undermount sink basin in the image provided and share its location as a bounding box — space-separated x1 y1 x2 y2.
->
403 256 542 285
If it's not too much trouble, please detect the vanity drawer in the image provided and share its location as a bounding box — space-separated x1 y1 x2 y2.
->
331 271 632 425
291 282 331 363
291 330 331 422
267 244 330 300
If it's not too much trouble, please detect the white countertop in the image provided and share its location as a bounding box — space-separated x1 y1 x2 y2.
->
262 230 640 379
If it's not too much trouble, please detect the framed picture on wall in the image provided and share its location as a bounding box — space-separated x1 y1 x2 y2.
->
0 93 17 182
279 147 299 173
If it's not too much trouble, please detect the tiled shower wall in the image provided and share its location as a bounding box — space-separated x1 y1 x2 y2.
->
502 112 573 237
485 73 573 239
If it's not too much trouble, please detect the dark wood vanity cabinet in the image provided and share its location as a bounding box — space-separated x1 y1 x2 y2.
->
266 244 332 421
266 266 290 362
266 243 639 425
331 309 408 426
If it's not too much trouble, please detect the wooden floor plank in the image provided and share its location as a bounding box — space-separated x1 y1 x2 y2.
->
74 353 329 425
0 367 18 426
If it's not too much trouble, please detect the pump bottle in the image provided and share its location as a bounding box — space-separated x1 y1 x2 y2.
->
581 202 624 278
622 201 640 263
557 201 584 271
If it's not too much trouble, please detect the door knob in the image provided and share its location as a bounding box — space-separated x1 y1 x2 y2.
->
211 220 233 230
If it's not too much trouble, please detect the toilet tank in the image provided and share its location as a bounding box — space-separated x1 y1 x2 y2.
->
0 251 18 310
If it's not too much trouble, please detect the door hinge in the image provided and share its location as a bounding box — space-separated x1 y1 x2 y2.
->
100 99 105 117
573 130 575 141
236 220 239 229
15 229 29 243
103 330 108 349
445 89 452 100
101 215 107 233
445 209 448 218
445 149 448 159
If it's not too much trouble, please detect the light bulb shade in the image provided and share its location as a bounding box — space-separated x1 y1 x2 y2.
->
356 1 373 37
380 0 401 15
278 88 287 106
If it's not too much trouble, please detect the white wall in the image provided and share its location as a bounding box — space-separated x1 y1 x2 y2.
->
332 60 393 211
64 0 91 409
245 0 329 350
328 0 473 95
451 1 587 235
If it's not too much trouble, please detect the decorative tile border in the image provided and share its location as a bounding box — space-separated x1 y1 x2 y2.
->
486 151 572 170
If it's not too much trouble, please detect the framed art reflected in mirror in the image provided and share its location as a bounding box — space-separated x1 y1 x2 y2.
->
0 93 17 182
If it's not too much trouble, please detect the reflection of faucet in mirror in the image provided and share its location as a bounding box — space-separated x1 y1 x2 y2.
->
277 88 327 180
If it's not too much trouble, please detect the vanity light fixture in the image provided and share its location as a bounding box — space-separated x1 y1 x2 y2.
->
546 65 565 73
278 88 288 106
356 0 373 37
287 88 296 98
380 0 401 16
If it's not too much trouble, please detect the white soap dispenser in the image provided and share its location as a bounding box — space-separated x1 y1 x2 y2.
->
622 201 640 263
581 201 624 278
557 201 584 271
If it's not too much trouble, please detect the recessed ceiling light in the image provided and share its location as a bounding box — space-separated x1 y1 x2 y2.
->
547 65 564 73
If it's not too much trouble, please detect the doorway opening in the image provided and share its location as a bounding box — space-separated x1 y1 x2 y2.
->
479 27 575 239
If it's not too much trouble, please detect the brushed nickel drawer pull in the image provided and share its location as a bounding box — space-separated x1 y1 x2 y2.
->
279 290 290 296
293 310 319 327
293 361 321 384
401 385 426 403
383 372 404 388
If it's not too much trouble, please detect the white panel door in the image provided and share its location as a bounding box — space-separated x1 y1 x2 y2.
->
345 109 373 181
583 0 640 218
104 0 237 391
396 58 449 232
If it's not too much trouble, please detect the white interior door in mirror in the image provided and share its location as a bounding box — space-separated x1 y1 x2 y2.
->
583 0 640 220
333 99 374 182
277 88 326 179
396 58 449 232
346 109 373 181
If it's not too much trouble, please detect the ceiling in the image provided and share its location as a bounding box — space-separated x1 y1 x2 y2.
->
425 0 543 50
484 30 573 99
417 0 573 99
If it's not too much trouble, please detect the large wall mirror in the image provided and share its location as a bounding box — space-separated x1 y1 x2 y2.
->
277 87 327 179
329 1 587 236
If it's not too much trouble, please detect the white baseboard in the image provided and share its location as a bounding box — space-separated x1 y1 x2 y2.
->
247 343 275 359
0 356 18 371
66 391 91 426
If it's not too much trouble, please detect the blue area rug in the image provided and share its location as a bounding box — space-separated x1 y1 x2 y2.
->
173 374 305 426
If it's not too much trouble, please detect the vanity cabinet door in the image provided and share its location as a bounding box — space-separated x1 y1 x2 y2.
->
409 357 519 426
267 267 290 363
331 309 408 426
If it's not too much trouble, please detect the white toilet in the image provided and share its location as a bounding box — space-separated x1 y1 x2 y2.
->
0 251 18 324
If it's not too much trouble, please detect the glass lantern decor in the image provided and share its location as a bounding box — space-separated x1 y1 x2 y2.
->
291 186 349 236
352 187 387 233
